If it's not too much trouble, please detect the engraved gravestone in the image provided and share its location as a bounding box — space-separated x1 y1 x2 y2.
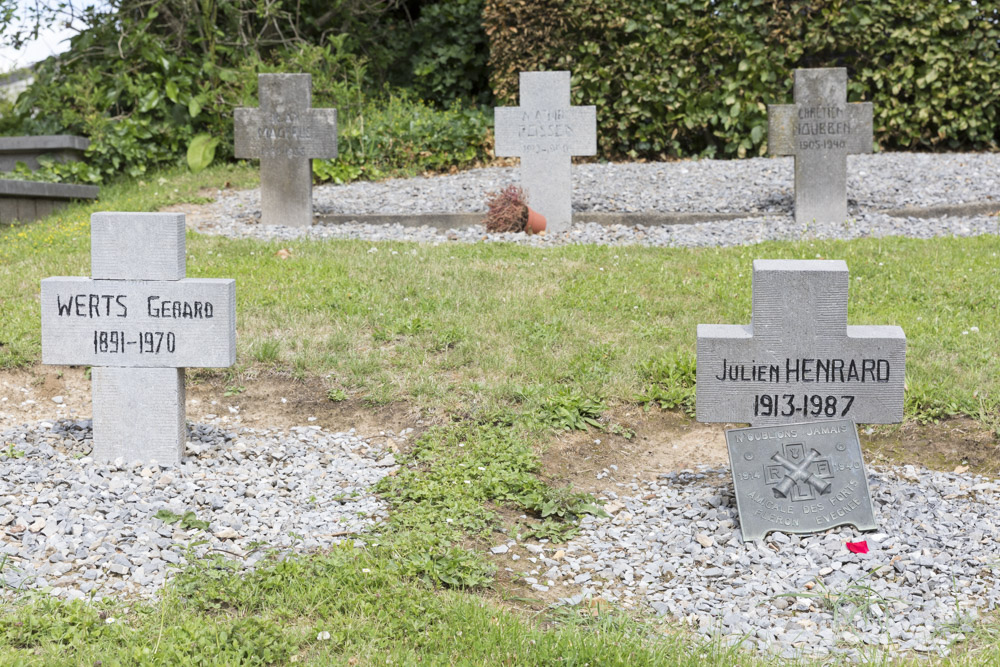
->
41 212 236 464
768 68 873 224
726 419 877 542
696 260 905 426
494 71 596 233
234 73 338 227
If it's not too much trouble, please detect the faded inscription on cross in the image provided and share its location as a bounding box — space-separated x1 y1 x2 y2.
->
494 71 596 233
234 73 338 227
768 68 873 224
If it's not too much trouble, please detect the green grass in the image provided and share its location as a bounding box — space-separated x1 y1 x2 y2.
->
3 166 1000 664
0 543 767 666
3 194 999 424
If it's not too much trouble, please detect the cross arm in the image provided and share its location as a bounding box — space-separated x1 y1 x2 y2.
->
41 277 236 368
566 106 597 156
845 103 874 155
493 107 520 157
696 323 753 423
767 105 797 156
233 108 259 159
234 108 338 160
494 106 597 157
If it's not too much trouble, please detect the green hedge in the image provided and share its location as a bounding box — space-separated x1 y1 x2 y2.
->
0 0 491 185
484 0 1000 159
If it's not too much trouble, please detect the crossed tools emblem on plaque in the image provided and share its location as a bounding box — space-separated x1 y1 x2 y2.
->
764 442 834 501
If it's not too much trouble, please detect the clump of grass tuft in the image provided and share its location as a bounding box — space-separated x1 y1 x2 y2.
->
635 349 697 416
775 566 898 626
250 338 281 364
375 421 603 586
534 388 606 432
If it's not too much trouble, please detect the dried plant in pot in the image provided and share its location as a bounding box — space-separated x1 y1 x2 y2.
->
483 184 546 234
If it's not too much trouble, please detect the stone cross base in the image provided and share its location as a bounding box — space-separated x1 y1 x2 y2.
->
261 156 312 228
91 365 186 463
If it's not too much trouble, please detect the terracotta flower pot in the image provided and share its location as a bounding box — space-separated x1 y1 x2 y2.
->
525 207 546 235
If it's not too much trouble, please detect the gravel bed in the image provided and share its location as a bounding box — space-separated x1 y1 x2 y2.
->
199 153 1000 246
519 465 1000 660
224 153 1000 216
201 212 1000 248
3 422 998 660
0 419 399 601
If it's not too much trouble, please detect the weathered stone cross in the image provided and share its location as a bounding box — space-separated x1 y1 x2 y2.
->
494 71 596 233
696 259 905 426
768 68 873 224
41 212 236 464
234 73 338 227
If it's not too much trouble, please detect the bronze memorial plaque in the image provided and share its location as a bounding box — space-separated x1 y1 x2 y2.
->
726 419 877 542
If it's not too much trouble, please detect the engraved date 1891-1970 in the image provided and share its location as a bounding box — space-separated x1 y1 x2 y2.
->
93 330 176 355
753 393 855 418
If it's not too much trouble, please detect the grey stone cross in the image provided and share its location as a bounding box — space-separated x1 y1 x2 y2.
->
494 71 596 233
41 212 236 464
768 68 873 224
234 73 338 227
696 259 905 426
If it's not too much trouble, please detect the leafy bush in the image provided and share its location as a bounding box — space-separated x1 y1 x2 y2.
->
482 0 576 106
484 0 1000 159
314 92 491 183
0 8 250 183
392 0 491 106
0 0 492 185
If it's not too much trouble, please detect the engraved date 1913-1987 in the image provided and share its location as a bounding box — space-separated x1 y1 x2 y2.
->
753 393 855 418
93 330 176 355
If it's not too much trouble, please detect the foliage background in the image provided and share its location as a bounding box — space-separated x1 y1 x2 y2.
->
485 0 1000 159
0 0 996 183
0 0 492 184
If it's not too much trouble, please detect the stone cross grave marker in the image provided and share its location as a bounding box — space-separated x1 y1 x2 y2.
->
41 212 236 464
726 419 877 542
494 71 596 233
696 259 905 426
234 73 338 227
768 68 873 224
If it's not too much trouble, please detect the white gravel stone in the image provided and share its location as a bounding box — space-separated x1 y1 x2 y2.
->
0 419 395 601
560 466 1000 659
196 154 1000 248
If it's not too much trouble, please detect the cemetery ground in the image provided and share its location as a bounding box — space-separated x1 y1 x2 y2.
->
1 164 1000 664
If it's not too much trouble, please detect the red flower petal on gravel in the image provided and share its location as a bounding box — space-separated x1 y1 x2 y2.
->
846 541 869 554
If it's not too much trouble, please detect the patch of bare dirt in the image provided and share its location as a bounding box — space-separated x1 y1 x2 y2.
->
160 188 225 233
1 366 92 428
865 419 1000 476
541 408 730 493
0 366 428 447
5 366 996 477
540 407 1000 494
